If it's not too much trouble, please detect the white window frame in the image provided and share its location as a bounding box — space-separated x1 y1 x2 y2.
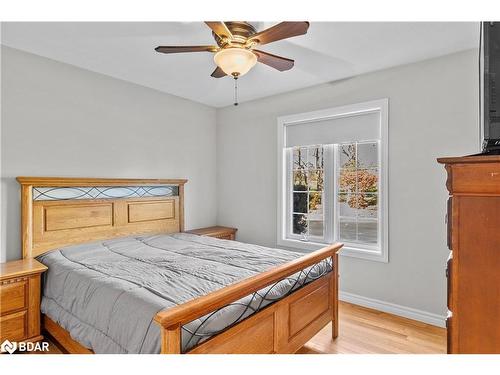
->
277 99 389 262
285 145 333 244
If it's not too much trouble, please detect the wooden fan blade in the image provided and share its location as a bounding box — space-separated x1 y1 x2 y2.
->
249 22 309 45
253 50 294 71
205 22 233 39
211 66 227 78
155 45 217 54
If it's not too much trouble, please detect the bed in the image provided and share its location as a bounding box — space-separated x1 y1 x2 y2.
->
17 177 341 354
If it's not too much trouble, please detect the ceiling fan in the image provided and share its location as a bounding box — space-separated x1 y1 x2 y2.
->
154 21 310 79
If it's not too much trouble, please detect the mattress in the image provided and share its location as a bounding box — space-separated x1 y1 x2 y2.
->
37 233 332 353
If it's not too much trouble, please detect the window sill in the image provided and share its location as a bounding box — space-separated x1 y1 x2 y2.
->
340 245 388 263
277 238 388 262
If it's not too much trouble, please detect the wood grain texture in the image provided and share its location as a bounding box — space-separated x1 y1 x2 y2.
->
249 22 309 45
438 156 500 354
187 275 333 354
39 302 446 354
21 185 33 259
453 196 500 353
30 197 180 258
18 177 187 258
0 279 27 315
0 310 27 341
444 163 500 195
298 302 446 354
179 184 185 232
44 203 113 231
0 258 47 281
128 200 175 223
27 275 41 338
253 50 294 71
437 155 500 164
189 310 276 354
16 177 188 187
161 324 181 354
276 276 332 354
289 282 329 337
185 226 237 240
331 253 339 339
0 260 46 344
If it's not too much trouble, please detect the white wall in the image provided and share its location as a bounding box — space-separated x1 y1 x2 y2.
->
1 46 217 261
216 49 479 319
1 45 480 321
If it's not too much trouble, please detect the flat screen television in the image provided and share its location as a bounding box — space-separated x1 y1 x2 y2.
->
481 22 500 154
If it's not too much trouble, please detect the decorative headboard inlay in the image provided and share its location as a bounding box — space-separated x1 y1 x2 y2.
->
17 177 187 259
33 185 178 201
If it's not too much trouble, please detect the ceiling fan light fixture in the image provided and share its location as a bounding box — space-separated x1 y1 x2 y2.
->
214 48 257 77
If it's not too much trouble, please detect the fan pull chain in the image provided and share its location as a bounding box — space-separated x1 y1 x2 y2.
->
233 76 239 106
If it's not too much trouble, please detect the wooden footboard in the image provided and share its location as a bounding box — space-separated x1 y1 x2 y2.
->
155 244 341 354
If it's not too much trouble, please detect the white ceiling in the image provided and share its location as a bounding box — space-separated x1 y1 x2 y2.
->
1 22 479 107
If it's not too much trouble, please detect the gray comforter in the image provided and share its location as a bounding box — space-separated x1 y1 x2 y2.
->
37 233 331 353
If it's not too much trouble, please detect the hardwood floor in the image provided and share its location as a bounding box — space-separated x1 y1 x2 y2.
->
298 302 446 354
36 302 446 354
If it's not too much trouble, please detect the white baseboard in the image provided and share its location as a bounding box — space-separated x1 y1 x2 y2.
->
339 291 446 328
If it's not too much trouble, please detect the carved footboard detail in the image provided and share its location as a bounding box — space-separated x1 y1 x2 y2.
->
154 244 341 354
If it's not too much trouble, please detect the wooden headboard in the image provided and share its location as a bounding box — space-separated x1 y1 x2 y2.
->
17 177 187 258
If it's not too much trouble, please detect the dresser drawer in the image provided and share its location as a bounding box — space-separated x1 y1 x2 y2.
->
0 279 27 315
0 310 27 342
449 163 500 194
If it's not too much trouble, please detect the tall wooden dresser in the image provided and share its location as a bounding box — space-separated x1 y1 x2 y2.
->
438 155 500 354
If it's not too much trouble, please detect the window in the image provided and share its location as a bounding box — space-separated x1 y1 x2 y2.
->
277 99 388 262
291 146 325 240
337 142 379 246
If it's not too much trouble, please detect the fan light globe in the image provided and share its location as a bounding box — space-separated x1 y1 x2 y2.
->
214 48 257 77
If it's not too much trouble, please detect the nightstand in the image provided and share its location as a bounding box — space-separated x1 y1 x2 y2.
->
186 226 238 240
0 258 47 344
